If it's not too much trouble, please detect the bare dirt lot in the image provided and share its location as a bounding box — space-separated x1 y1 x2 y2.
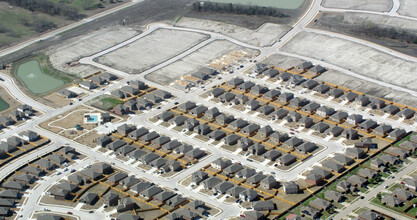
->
322 0 392 12
96 29 209 74
262 53 417 108
175 17 290 47
281 31 417 91
47 26 140 77
146 40 257 85
398 0 417 18
311 12 417 57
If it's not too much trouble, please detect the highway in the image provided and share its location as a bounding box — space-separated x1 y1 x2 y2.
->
0 0 416 218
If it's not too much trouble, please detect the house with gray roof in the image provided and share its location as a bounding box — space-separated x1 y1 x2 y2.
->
245 99 260 111
139 153 159 165
178 101 197 112
346 147 365 159
398 108 415 119
247 173 266 184
333 154 354 166
313 122 330 133
355 96 370 107
389 147 408 158
79 81 98 90
154 191 175 203
322 161 345 173
306 173 324 186
278 93 294 102
277 154 297 166
302 79 319 90
274 108 289 120
211 158 232 170
213 182 234 194
109 172 128 184
381 194 402 207
260 176 278 189
140 186 163 199
248 143 266 155
358 119 378 131
327 126 344 137
343 129 359 140
279 72 292 81
223 163 243 175
185 148 205 160
316 106 335 117
263 89 280 100
388 128 406 139
258 105 274 115
342 92 358 102
283 181 299 194
314 84 330 94
241 124 260 136
251 200 275 211
227 186 245 198
310 198 331 211
196 124 211 135
336 180 354 193
393 188 414 201
224 134 240 146
207 130 225 141
240 189 258 202
404 178 417 191
227 78 244 87
347 175 367 187
166 195 187 207
236 168 256 179
298 116 314 128
2 181 24 191
296 142 317 154
262 150 282 161
290 97 309 108
202 177 222 189
284 137 303 148
210 87 225 98
311 167 332 179
331 111 348 123
324 190 343 202
238 81 255 92
205 107 220 120
215 113 234 126
270 132 289 144
383 105 400 115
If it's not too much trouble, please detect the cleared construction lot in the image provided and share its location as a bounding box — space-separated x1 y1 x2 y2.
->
280 32 417 101
146 40 257 85
96 29 209 74
47 27 140 77
322 0 392 11
398 0 417 18
175 17 290 47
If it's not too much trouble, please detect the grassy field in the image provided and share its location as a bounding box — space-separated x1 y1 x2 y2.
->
0 3 69 48
100 97 124 110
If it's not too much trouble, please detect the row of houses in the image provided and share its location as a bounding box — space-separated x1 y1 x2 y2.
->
0 105 35 128
173 67 218 90
96 124 206 173
79 72 118 90
112 88 172 115
71 163 209 219
211 79 407 140
158 104 311 166
0 146 79 217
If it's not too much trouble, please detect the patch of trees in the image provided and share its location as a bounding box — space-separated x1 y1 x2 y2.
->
192 1 288 18
1 0 85 20
359 23 417 44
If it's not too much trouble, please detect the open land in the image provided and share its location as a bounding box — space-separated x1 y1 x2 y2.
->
322 0 393 12
280 31 417 91
312 12 417 57
146 40 257 85
398 0 417 18
96 29 209 74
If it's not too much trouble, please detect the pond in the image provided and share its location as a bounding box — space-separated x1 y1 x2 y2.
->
0 97 9 112
16 60 65 94
203 0 305 9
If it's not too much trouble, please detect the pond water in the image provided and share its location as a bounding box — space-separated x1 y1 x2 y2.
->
16 60 65 94
203 0 304 9
0 97 9 112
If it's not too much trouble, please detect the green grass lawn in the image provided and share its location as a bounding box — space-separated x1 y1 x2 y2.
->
100 97 124 110
0 4 68 48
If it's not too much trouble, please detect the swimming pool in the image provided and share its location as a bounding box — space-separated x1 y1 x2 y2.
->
87 115 98 123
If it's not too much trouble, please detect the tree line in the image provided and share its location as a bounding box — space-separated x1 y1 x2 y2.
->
192 1 288 18
360 23 417 44
1 0 85 20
